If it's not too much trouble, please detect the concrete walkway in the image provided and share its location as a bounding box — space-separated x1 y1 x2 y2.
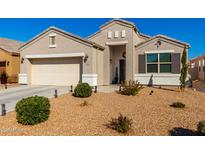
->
97 85 119 93
0 85 69 115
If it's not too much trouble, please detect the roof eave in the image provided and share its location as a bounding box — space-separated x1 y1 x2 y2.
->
135 35 191 49
19 26 104 51
100 18 137 31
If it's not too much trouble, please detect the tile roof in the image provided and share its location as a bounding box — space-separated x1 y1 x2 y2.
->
100 18 136 29
0 38 23 53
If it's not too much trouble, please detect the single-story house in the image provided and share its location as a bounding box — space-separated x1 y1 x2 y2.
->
189 55 205 81
19 19 190 86
0 38 22 83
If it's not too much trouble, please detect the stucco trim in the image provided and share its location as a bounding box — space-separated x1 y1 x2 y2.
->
25 52 85 59
82 74 98 86
135 73 180 86
145 50 175 54
106 41 128 45
19 73 28 84
49 44 57 48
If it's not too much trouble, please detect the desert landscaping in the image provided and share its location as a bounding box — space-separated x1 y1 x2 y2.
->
0 86 205 136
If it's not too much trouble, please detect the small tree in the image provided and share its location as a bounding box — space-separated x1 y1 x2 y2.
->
180 47 188 91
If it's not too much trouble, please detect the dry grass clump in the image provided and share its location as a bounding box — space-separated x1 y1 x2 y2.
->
106 113 132 133
120 80 143 96
80 100 89 107
170 102 185 108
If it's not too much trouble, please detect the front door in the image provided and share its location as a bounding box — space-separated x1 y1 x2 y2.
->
119 59 126 83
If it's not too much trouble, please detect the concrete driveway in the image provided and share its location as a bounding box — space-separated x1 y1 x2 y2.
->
0 85 69 115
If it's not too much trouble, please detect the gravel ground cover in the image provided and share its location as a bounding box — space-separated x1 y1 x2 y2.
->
0 87 205 136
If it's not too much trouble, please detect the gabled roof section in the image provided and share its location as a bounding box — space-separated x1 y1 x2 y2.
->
135 34 190 49
138 33 151 39
100 18 137 30
0 38 23 54
88 18 139 39
20 26 104 50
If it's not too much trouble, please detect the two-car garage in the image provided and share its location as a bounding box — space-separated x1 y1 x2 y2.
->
19 27 104 86
26 53 83 86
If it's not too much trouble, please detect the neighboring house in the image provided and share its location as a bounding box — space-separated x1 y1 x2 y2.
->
189 55 205 81
0 38 23 83
19 19 190 86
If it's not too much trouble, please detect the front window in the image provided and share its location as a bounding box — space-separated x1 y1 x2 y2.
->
146 53 172 73
50 36 55 45
49 33 56 48
147 54 158 73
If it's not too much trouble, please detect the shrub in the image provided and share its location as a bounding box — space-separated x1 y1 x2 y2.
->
15 96 50 125
120 80 143 96
197 121 205 135
74 83 92 97
106 113 132 133
1 72 8 84
170 102 185 108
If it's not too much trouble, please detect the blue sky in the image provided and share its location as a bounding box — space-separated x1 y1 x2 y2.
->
0 18 204 59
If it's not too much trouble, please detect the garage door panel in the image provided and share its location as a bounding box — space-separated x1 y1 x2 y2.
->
31 58 81 86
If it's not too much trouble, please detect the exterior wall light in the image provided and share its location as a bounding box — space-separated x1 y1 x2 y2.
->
84 54 88 63
155 40 162 48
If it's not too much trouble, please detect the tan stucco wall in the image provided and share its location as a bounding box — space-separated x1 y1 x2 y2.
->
109 45 125 82
20 30 102 84
89 22 142 84
135 39 186 74
96 48 104 85
0 49 20 82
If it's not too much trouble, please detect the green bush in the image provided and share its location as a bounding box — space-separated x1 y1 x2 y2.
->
74 83 92 97
106 113 132 133
15 96 50 125
197 121 205 135
170 102 185 108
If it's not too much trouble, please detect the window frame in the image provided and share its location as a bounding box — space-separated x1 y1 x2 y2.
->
146 53 159 73
50 36 55 45
107 31 112 39
146 53 172 73
49 33 57 48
